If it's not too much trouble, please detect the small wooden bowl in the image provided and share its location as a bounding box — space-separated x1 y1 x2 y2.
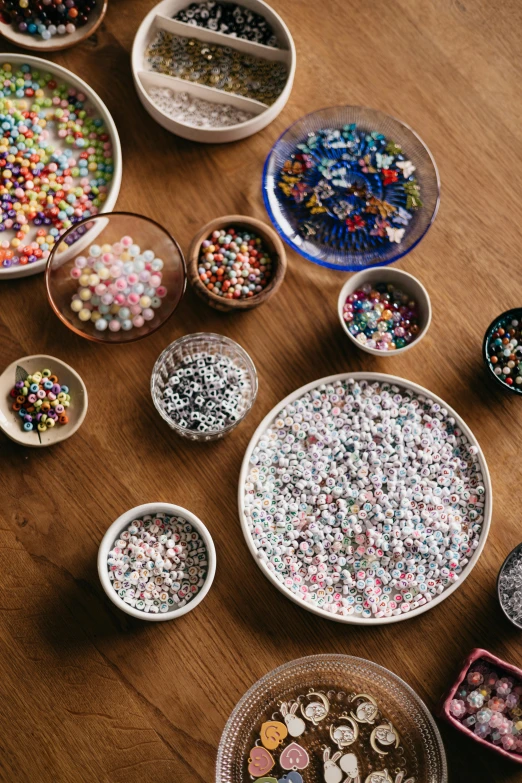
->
0 0 108 52
187 215 287 312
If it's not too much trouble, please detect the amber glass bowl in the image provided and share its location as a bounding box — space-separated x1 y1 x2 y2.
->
45 212 186 344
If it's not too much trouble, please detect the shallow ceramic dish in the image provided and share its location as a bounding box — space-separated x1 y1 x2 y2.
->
0 354 88 447
338 267 432 355
131 0 296 143
263 106 440 271
0 0 107 51
97 502 216 621
0 53 122 281
217 654 448 783
238 372 492 625
187 214 286 311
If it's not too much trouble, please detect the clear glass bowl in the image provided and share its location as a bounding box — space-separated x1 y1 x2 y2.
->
262 106 440 271
216 654 447 783
151 332 258 441
45 212 186 344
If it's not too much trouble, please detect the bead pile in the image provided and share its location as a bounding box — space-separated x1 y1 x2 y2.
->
485 314 522 389
343 281 421 351
107 512 208 614
449 659 522 754
0 62 114 270
146 30 288 105
277 125 422 253
9 367 71 432
69 236 167 333
162 350 250 433
0 0 97 40
198 226 273 299
147 86 254 129
498 546 522 627
244 378 485 619
173 1 278 46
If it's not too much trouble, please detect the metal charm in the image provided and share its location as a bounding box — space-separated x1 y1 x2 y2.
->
301 691 330 725
370 722 400 755
280 701 306 737
330 714 359 748
364 771 414 783
279 742 309 771
260 721 288 750
278 772 304 783
248 746 275 778
339 752 361 782
350 694 379 725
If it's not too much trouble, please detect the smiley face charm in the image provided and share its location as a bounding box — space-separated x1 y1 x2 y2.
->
279 742 310 771
260 721 288 751
351 694 379 725
248 746 275 778
370 722 400 755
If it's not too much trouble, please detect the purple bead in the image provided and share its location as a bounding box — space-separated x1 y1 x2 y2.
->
15 381 24 389
51 384 60 394
18 22 27 31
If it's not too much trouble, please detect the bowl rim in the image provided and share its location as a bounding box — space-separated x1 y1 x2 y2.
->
262 104 441 272
151 331 259 436
97 501 216 621
337 267 432 356
0 0 108 51
237 370 492 625
482 307 522 395
217 653 448 783
0 353 88 447
496 541 522 629
187 213 287 310
0 52 122 280
45 210 187 344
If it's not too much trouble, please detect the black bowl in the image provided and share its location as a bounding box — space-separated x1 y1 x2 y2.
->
497 542 522 629
483 308 522 395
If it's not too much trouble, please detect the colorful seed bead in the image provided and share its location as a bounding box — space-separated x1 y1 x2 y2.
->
0 0 97 40
106 512 208 613
174 2 279 47
69 237 166 333
9 367 71 433
198 226 273 300
0 62 114 269
244 378 485 620
343 282 420 350
485 316 522 388
277 125 422 254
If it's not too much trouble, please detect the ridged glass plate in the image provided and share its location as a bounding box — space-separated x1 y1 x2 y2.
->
262 106 440 271
216 654 447 783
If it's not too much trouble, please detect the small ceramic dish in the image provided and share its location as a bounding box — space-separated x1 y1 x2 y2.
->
483 308 522 395
338 267 432 355
497 542 522 629
439 647 522 764
151 332 258 440
45 211 186 344
0 354 88 447
0 53 121 280
97 502 216 621
0 0 108 51
187 214 286 312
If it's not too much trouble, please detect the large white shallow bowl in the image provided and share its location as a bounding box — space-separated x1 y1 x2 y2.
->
132 0 296 143
238 372 492 625
0 53 122 280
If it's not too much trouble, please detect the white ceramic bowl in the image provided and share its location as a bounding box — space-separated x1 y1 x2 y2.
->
338 267 432 355
131 0 296 143
0 53 122 280
238 371 492 625
0 1 107 51
0 353 88 447
98 502 216 621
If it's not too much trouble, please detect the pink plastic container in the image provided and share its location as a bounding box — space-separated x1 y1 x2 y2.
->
439 647 522 764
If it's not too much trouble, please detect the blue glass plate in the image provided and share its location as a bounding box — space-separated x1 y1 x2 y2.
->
262 106 440 271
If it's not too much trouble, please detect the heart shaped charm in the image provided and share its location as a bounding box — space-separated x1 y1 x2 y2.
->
256 779 278 783
260 720 288 750
278 772 303 783
279 742 309 771
248 746 275 778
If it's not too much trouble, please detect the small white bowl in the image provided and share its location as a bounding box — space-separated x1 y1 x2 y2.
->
0 354 88 447
98 502 216 621
338 267 432 355
0 1 107 51
131 0 296 143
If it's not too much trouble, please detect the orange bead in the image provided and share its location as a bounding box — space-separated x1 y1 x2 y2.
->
58 414 69 425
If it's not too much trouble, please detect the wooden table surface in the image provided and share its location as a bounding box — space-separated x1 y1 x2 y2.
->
1 1 522 780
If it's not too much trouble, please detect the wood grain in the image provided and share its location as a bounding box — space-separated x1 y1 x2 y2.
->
1 1 522 780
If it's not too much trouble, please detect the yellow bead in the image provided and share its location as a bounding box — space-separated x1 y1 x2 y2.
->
78 308 92 322
79 288 92 301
